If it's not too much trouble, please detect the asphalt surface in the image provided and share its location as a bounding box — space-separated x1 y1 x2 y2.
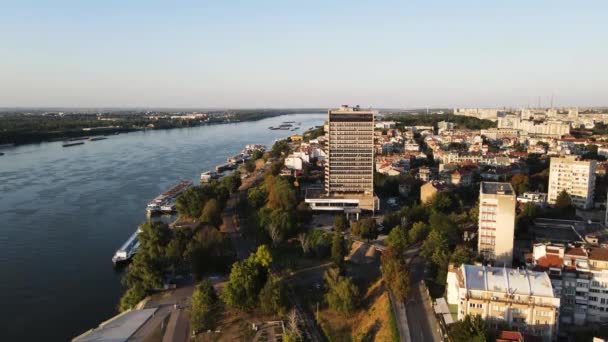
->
405 256 442 342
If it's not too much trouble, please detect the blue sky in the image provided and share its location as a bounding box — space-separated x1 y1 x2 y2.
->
1 0 606 108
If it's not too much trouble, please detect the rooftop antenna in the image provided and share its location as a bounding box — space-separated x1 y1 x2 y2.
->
551 93 554 109
537 96 541 109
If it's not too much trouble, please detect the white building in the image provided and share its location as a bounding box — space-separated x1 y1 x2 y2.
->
548 156 596 209
478 182 516 267
517 192 548 207
446 264 560 341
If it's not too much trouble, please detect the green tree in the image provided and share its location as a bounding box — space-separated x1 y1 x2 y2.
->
259 208 295 244
244 159 256 173
295 201 312 224
408 221 429 244
331 233 347 269
186 226 225 276
510 174 529 195
247 186 267 209
449 315 488 342
271 140 291 158
251 149 263 161
382 247 410 301
333 214 347 233
428 212 458 245
138 221 172 257
259 275 289 315
386 226 408 252
429 191 453 213
200 198 221 227
221 258 265 310
555 189 573 209
119 285 147 311
221 246 271 310
450 245 474 267
253 245 273 268
220 171 242 193
266 176 297 211
351 218 378 241
191 280 219 333
324 270 359 316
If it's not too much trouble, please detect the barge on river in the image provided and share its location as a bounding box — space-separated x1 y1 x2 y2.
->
112 228 140 265
146 180 192 215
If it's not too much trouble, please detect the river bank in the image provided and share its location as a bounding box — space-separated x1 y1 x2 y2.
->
0 113 326 341
0 109 325 146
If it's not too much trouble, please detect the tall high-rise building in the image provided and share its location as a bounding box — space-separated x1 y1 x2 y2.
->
305 105 378 212
548 156 596 209
478 182 516 267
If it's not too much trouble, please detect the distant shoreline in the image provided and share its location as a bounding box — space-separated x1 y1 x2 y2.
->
0 111 325 146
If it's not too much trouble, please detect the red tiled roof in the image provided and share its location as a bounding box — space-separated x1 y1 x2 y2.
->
536 255 563 269
565 247 586 257
589 248 608 262
497 330 523 342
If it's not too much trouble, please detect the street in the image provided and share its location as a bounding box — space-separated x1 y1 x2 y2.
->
405 256 442 342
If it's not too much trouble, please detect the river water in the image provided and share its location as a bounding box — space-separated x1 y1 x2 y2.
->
0 113 325 341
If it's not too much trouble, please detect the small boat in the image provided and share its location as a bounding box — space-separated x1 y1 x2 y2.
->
112 228 141 265
68 137 89 141
89 137 108 141
62 142 85 147
0 152 4 156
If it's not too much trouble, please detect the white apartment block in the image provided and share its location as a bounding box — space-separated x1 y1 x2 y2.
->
548 156 596 209
478 182 516 267
447 264 560 341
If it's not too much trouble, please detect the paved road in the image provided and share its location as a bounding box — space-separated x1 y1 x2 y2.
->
405 256 442 342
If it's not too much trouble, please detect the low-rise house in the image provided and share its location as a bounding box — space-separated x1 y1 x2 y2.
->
517 192 548 207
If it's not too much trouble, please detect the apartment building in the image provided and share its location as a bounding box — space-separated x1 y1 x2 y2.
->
305 105 378 211
478 182 516 267
446 264 560 341
531 243 608 325
547 156 596 209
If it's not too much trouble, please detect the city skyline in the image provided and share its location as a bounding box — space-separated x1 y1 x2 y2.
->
1 1 607 108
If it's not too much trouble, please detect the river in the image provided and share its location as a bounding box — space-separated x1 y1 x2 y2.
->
0 113 326 341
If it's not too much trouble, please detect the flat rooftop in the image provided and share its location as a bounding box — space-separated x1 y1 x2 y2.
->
462 264 554 298
73 308 157 342
481 182 514 195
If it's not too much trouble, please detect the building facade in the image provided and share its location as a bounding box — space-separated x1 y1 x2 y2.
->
306 105 378 211
547 156 596 209
446 264 560 341
478 182 516 267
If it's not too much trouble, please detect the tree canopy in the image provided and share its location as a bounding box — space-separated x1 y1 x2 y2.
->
191 280 219 333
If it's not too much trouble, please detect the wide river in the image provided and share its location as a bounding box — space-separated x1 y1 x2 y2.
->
0 113 325 341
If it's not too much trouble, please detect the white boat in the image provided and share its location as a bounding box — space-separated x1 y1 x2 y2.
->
112 228 141 264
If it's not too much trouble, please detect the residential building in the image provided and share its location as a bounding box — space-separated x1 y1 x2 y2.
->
446 264 560 341
305 105 378 211
420 181 450 204
478 182 516 266
517 192 548 207
531 243 608 325
547 156 596 209
438 120 454 131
